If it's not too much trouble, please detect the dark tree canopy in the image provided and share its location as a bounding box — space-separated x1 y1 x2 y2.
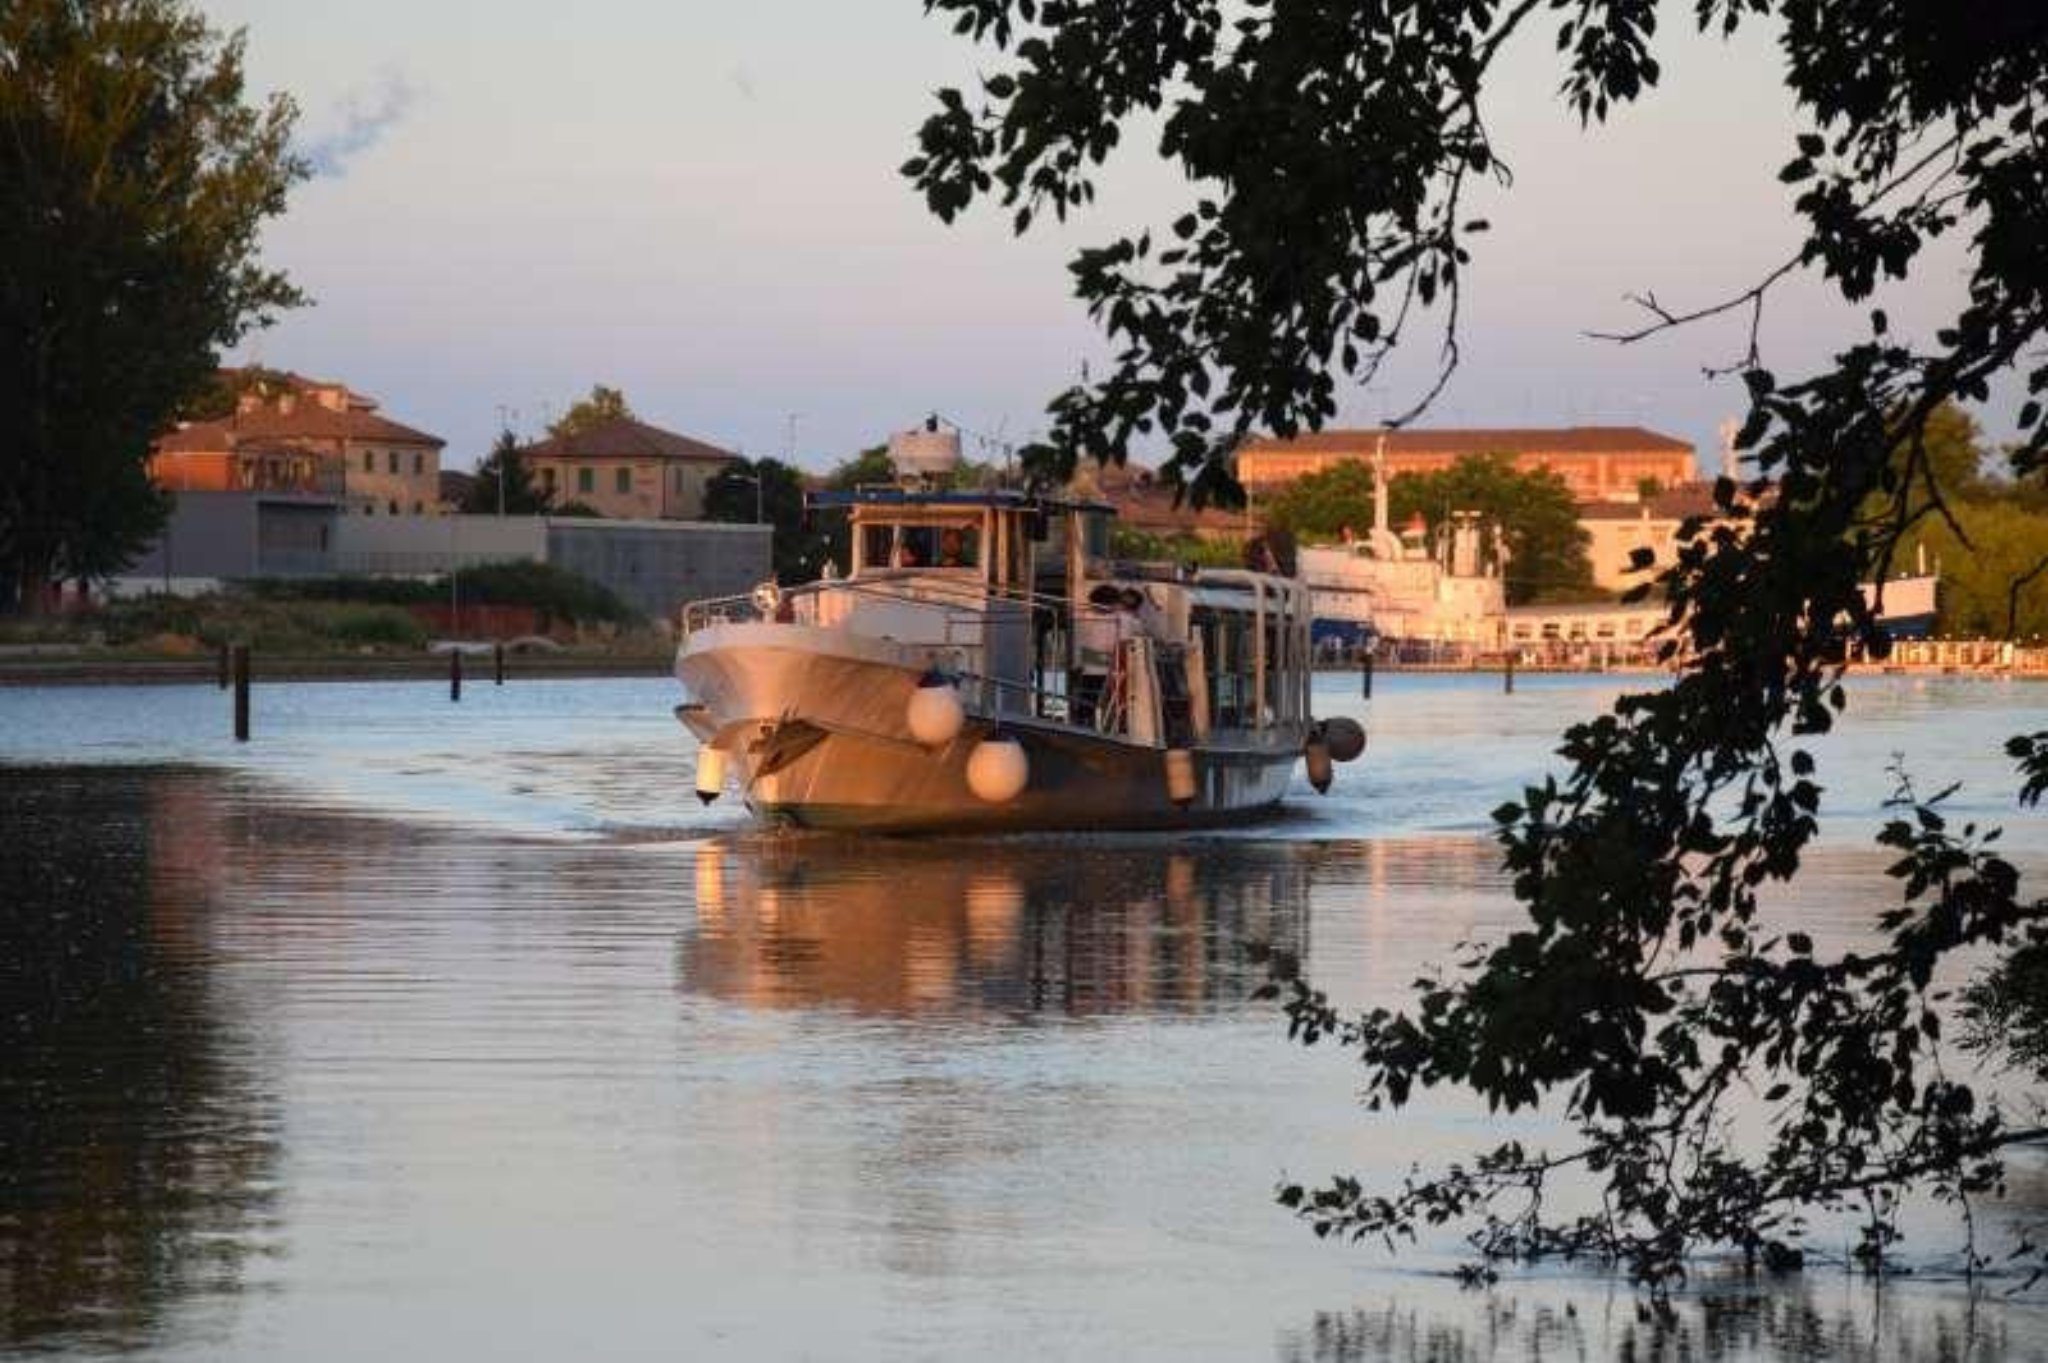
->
0 0 304 611
461 430 553 515
915 0 2048 1299
702 456 822 583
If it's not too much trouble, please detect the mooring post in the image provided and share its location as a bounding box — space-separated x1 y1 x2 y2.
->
451 649 463 703
232 644 250 741
494 642 505 686
217 640 230 690
1361 650 1374 699
1504 650 1516 695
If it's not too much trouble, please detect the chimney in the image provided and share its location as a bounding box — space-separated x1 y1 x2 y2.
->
1717 417 1740 481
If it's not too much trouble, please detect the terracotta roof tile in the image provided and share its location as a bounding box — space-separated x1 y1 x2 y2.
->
518 416 737 464
1240 425 1694 456
1577 481 1721 519
156 404 443 450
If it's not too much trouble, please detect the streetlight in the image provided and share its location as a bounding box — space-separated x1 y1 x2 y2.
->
731 470 764 524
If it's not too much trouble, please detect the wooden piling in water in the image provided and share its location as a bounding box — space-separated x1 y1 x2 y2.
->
232 645 250 741
1361 651 1374 699
494 643 504 686
217 641 230 690
451 650 463 702
1504 652 1516 694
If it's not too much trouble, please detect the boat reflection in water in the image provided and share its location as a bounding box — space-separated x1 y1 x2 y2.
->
680 835 1318 1017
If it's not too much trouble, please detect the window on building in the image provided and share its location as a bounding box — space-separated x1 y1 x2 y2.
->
364 504 375 516
388 499 400 515
386 450 398 475
362 451 373 473
577 468 594 495
672 467 684 494
413 501 424 514
615 467 632 494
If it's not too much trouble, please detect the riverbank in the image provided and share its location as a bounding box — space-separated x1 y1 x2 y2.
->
0 650 673 687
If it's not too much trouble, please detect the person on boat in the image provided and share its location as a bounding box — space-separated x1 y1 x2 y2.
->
938 527 968 567
1072 583 1129 727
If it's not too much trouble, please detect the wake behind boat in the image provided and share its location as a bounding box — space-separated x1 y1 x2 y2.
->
672 424 1364 832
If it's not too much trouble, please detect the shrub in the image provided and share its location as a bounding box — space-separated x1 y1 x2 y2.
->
323 605 428 649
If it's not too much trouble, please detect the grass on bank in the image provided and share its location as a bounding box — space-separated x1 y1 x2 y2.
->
0 563 666 658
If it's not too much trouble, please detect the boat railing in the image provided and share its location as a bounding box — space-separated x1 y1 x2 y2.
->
679 572 1073 637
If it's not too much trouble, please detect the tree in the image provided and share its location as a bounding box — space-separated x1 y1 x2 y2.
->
461 430 552 515
1265 454 1595 604
178 366 292 422
0 0 304 612
1897 500 2048 638
1259 462 1380 544
826 444 896 490
548 384 634 440
914 0 2048 1299
702 457 824 583
1391 457 1594 604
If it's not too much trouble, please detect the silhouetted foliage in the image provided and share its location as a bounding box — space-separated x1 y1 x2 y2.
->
703 457 824 583
915 0 2048 1299
0 0 304 610
461 430 552 515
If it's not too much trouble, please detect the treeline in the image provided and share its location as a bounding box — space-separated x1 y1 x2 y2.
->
1888 405 2048 638
1260 453 1597 605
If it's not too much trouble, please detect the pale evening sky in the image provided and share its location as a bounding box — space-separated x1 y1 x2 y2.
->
210 0 1984 478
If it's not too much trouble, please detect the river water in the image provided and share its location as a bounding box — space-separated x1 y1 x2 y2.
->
1 673 2043 1360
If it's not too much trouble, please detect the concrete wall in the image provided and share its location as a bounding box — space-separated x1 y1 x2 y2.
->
332 514 547 575
545 518 770 623
123 492 343 582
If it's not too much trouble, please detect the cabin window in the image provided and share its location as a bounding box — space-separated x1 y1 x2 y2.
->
860 522 980 570
1195 608 1257 730
1080 513 1110 560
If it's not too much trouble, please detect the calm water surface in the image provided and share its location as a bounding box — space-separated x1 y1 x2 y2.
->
2 673 2044 1360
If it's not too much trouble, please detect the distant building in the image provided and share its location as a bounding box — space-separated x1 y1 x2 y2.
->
150 370 446 517
438 469 477 513
1577 481 1721 590
520 418 737 521
1237 426 1697 501
1078 462 1250 541
1507 574 1941 660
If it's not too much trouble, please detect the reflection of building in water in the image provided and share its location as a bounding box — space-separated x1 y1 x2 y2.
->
0 769 281 1354
679 840 1318 1017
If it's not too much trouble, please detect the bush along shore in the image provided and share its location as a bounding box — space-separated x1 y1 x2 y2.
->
0 564 676 685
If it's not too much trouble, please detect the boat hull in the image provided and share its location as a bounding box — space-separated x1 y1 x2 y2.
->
676 624 1301 833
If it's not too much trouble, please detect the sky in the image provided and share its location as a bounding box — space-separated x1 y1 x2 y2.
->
209 0 1987 478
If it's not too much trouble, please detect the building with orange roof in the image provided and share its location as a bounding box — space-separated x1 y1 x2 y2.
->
519 417 738 521
149 369 446 517
1236 425 1697 502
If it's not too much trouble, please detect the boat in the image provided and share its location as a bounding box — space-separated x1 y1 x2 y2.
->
1295 438 1505 661
672 424 1364 832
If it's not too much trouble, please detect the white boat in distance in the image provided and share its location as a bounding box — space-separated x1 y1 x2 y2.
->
673 426 1363 833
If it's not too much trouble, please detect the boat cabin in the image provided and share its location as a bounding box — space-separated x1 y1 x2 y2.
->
796 484 1308 744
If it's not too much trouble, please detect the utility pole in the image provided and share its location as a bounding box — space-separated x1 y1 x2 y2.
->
493 404 516 516
784 411 803 466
